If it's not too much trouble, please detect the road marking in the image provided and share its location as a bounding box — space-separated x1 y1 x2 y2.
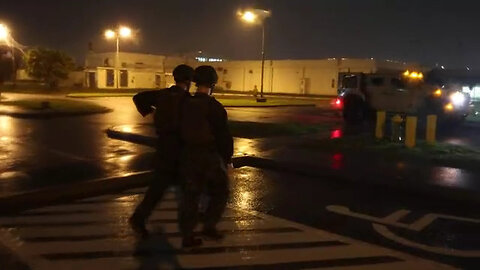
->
374 224 480 258
327 204 480 258
0 192 455 269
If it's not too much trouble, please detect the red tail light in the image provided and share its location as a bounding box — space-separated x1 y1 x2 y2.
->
332 98 343 109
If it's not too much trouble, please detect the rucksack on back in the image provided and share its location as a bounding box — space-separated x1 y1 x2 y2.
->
181 96 215 145
153 89 186 135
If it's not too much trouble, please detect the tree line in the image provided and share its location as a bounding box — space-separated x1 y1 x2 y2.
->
0 47 75 89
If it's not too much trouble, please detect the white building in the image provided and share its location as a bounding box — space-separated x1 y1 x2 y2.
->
209 58 416 96
84 52 416 95
85 52 167 89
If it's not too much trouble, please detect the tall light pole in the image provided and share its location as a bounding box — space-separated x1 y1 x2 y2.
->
0 23 16 85
238 9 271 102
104 26 132 89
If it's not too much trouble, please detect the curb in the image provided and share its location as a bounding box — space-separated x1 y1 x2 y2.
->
107 128 480 205
224 104 316 108
0 171 153 215
0 108 113 119
0 155 253 215
67 94 136 98
106 128 157 147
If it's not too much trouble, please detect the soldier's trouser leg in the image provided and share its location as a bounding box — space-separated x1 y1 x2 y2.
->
203 163 230 230
132 169 175 221
179 177 203 238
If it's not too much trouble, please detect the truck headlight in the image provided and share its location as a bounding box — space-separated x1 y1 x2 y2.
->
450 91 466 107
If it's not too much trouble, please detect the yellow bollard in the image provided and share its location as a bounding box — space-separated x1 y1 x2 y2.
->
405 116 417 148
375 111 386 139
426 115 437 144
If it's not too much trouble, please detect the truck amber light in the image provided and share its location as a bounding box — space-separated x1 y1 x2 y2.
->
445 103 454 111
403 70 423 80
434 89 442 97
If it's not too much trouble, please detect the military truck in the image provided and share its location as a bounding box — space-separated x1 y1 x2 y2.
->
334 70 472 124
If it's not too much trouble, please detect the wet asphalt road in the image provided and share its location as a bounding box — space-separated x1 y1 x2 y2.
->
2 94 480 268
0 94 340 196
232 166 480 269
1 94 480 196
0 94 155 196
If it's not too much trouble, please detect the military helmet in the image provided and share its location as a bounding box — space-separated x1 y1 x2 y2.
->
173 64 194 83
193 65 218 87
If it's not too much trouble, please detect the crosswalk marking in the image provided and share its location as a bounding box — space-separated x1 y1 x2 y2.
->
0 189 456 270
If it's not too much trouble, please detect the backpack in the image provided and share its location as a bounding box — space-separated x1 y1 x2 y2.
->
153 88 187 135
180 96 215 145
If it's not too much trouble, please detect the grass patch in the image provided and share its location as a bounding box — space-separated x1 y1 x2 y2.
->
217 98 316 107
228 121 328 138
0 99 111 115
67 92 317 107
302 134 480 171
67 92 137 98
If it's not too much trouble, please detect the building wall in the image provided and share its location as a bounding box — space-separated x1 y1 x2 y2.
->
85 52 414 93
94 67 163 89
206 58 414 95
85 52 165 70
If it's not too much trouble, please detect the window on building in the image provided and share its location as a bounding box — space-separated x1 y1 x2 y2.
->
155 74 161 88
371 77 385 86
106 69 114 87
331 79 336 88
120 70 128 87
88 72 96 89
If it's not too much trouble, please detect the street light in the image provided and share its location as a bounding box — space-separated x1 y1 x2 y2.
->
0 23 16 84
104 25 133 88
0 24 9 41
238 9 271 102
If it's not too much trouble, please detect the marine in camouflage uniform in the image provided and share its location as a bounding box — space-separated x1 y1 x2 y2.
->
179 65 233 248
129 64 194 238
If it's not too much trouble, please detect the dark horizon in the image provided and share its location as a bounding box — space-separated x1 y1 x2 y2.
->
1 0 480 69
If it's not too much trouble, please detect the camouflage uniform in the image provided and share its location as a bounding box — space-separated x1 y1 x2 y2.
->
130 86 189 223
179 147 229 236
179 92 233 238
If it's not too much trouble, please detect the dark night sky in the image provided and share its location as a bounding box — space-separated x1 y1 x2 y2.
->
1 0 480 68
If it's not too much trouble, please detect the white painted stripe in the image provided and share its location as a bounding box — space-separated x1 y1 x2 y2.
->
26 232 336 254
306 260 457 270
78 194 142 202
41 246 409 270
0 209 241 224
47 257 140 270
12 219 279 238
77 192 177 202
0 188 455 270
239 209 455 269
22 201 179 213
176 246 403 268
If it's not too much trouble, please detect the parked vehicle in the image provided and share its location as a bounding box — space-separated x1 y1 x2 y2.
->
334 70 472 124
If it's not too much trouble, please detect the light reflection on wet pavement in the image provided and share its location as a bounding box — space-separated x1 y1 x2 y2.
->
2 94 480 200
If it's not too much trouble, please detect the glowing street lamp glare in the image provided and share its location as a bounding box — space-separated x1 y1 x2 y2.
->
119 26 132 38
0 24 10 41
104 29 116 39
242 11 257 23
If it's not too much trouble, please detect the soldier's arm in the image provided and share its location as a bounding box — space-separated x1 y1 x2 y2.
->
209 99 234 164
132 91 158 117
